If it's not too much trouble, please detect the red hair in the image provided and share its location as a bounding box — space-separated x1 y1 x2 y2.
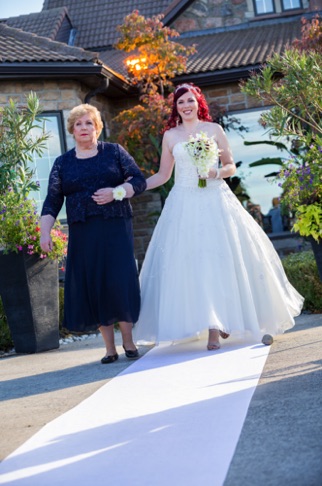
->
165 83 212 131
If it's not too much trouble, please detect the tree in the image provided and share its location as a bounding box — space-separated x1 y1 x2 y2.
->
115 10 196 95
0 92 49 197
111 92 173 176
293 14 322 54
110 10 195 197
112 11 250 204
241 16 322 255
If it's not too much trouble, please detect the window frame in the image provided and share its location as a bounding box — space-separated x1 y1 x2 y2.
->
281 0 303 11
41 111 67 155
30 111 68 223
253 0 276 16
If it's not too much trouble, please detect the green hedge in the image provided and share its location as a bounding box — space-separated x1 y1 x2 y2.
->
282 250 322 313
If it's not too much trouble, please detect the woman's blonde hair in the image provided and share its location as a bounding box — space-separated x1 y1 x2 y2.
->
67 104 104 137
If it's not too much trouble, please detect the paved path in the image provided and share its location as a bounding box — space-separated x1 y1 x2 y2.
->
0 314 321 485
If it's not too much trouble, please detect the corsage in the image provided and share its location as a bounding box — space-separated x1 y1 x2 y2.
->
112 186 126 201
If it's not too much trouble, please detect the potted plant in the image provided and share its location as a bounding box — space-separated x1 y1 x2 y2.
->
0 93 67 353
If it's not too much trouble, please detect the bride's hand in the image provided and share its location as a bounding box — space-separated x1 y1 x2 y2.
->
208 167 219 179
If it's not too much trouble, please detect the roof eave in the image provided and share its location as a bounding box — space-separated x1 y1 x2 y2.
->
175 65 261 86
0 61 136 96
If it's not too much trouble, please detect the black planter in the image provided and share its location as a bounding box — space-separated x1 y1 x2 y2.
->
0 249 59 353
310 237 322 282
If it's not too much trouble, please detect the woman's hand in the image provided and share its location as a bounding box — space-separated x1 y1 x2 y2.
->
40 234 53 253
92 187 114 205
40 215 55 253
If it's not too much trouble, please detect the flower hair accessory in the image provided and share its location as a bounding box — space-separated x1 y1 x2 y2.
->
113 186 126 201
175 83 193 92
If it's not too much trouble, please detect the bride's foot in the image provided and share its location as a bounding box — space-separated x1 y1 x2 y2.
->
219 330 230 339
207 329 220 351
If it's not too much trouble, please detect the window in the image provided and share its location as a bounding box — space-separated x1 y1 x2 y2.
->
28 112 67 221
253 0 275 15
226 108 290 216
282 0 302 10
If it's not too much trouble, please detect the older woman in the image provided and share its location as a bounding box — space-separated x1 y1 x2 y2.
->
40 104 146 364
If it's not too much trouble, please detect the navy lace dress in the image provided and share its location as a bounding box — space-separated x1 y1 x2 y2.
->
41 142 147 331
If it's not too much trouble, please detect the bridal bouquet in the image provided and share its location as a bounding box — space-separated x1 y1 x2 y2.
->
185 131 220 187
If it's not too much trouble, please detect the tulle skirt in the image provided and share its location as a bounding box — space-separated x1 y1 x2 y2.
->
134 180 304 344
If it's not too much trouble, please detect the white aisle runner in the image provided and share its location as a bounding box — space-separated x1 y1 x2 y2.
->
0 339 269 486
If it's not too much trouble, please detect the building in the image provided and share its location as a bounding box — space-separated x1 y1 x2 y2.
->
1 0 320 261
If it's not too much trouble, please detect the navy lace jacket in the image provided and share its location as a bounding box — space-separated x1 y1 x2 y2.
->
41 142 147 225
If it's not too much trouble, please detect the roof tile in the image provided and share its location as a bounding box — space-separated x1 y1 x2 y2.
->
0 23 99 63
181 19 301 74
4 8 71 42
100 18 301 77
42 0 174 48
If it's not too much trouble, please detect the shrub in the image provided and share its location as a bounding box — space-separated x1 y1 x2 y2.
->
282 251 322 312
0 189 67 264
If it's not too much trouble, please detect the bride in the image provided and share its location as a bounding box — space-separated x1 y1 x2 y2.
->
134 83 303 350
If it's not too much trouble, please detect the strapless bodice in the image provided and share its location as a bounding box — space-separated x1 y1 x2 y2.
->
173 142 220 188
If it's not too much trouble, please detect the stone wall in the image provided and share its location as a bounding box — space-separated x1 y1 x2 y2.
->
172 0 251 32
0 79 115 150
172 0 310 32
203 82 267 112
131 192 163 267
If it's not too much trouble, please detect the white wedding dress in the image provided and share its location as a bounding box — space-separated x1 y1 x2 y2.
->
134 142 304 344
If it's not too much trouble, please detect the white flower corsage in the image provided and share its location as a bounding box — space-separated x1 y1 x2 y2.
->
112 186 126 201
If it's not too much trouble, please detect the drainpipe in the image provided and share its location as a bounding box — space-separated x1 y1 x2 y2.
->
84 78 109 104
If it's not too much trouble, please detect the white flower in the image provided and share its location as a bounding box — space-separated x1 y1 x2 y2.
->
112 186 126 201
185 131 221 187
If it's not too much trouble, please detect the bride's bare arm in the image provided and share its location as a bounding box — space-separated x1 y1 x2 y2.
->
146 132 175 190
208 124 236 179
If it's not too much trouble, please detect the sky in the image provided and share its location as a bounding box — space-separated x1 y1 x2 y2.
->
0 0 44 18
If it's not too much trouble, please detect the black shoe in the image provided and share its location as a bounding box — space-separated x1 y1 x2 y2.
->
101 353 119 364
123 346 139 359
